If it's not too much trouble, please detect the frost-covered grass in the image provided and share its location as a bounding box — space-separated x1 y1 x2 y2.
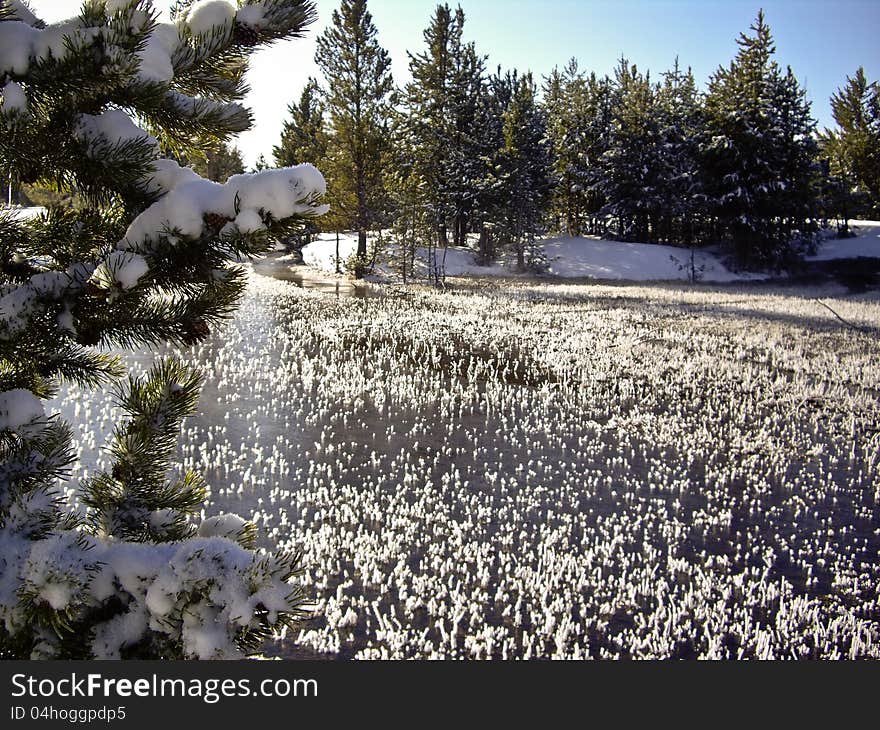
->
53 271 880 659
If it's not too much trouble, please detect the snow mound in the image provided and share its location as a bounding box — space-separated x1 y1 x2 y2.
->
807 221 880 261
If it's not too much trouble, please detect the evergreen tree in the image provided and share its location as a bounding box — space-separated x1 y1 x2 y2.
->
250 153 270 171
273 77 327 247
579 71 614 236
469 66 512 265
385 107 429 280
189 140 245 182
0 0 326 659
819 67 880 216
273 76 327 168
402 3 485 280
655 58 705 244
491 72 552 271
543 59 591 237
598 58 663 242
702 10 818 267
445 37 486 248
315 0 394 276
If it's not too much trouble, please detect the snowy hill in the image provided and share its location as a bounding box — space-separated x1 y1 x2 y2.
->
806 220 880 261
296 220 880 283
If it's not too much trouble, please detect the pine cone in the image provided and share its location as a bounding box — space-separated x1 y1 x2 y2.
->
203 212 230 234
181 317 210 343
233 24 261 47
77 327 102 346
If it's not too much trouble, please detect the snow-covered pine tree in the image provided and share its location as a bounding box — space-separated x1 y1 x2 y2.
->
543 59 592 238
579 71 614 237
0 0 328 659
384 110 431 281
315 0 394 277
819 67 880 217
702 10 818 267
598 58 663 242
491 71 552 272
468 65 511 266
655 58 705 245
445 39 485 249
766 65 819 245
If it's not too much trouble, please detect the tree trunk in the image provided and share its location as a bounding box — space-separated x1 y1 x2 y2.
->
478 227 493 265
456 213 468 247
355 229 367 279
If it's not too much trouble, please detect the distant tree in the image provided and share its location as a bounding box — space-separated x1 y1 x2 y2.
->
273 77 327 168
544 59 592 237
402 3 485 276
17 181 81 210
189 141 245 182
655 58 705 245
491 72 553 271
315 0 395 277
469 66 513 265
250 154 270 172
445 39 486 248
579 72 615 236
274 78 329 247
819 67 880 217
385 108 429 280
702 10 818 267
598 58 663 242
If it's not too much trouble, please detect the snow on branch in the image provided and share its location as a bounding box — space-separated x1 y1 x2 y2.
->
123 161 329 251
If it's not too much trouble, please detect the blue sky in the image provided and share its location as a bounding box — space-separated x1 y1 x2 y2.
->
35 1 880 166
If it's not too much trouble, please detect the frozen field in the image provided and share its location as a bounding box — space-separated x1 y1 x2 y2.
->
54 268 880 659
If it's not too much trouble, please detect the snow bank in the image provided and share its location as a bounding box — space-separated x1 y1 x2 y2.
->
301 233 357 270
295 223 880 284
298 233 759 282
542 237 763 282
3 206 46 220
807 221 880 261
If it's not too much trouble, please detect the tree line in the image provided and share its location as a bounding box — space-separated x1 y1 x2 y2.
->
231 2 880 277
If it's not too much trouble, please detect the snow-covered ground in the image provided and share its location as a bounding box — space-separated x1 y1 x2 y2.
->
806 220 880 261
52 270 880 660
297 221 880 283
